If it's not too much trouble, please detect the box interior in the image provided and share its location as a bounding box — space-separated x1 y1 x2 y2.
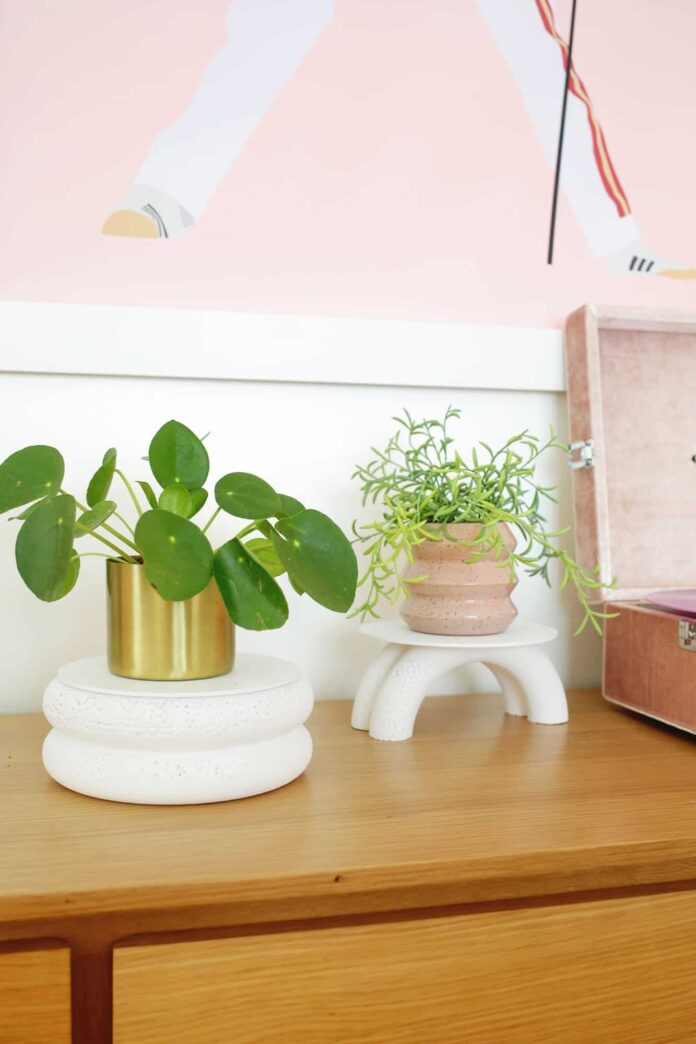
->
599 326 696 595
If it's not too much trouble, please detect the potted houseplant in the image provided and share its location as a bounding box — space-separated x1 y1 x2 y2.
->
351 407 609 636
1 419 358 680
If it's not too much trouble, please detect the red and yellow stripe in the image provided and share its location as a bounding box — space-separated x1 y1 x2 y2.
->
534 0 631 217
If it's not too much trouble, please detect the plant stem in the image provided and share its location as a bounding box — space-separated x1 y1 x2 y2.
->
234 521 260 541
86 528 138 564
76 552 112 559
68 493 140 554
201 507 221 535
114 512 136 539
115 470 144 517
255 520 275 541
100 521 139 552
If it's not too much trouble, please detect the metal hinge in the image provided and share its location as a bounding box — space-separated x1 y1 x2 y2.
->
568 438 594 470
679 620 696 651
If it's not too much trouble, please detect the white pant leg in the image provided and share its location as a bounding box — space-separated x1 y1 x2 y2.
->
135 0 334 221
475 0 639 256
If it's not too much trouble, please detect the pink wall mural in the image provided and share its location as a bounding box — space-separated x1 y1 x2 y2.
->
2 0 696 327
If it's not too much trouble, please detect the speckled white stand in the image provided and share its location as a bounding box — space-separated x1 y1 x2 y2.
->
42 654 314 804
353 620 567 741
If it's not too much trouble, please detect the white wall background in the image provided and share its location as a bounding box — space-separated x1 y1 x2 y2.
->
0 305 600 712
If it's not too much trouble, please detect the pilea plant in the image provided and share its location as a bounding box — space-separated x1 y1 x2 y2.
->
1 420 358 628
351 407 612 634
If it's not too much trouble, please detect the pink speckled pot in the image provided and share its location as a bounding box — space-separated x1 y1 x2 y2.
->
400 523 518 636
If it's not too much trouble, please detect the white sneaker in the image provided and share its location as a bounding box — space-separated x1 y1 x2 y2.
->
606 241 696 279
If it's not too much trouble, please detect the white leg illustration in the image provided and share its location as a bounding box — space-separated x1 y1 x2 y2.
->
487 663 528 717
351 644 404 731
475 0 696 277
105 0 334 236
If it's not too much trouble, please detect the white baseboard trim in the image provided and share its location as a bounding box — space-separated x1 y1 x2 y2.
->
0 301 566 393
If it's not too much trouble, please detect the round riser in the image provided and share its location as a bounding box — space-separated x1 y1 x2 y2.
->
42 726 312 805
42 653 314 804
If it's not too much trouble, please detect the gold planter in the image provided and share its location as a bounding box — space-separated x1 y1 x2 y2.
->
107 561 234 681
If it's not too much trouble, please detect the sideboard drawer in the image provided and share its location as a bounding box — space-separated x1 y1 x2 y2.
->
115 889 696 1043
0 947 70 1044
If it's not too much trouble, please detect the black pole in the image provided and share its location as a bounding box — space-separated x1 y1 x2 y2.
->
547 0 578 265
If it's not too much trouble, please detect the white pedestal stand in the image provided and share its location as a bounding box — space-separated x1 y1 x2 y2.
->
353 619 567 741
42 653 313 804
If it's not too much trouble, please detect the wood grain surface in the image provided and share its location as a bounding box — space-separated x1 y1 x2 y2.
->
0 948 70 1044
3 690 696 1044
114 890 696 1044
2 691 696 939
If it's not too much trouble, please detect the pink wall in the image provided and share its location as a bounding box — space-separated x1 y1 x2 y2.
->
2 0 696 327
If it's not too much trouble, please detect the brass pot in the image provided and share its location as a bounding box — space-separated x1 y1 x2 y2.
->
107 561 234 681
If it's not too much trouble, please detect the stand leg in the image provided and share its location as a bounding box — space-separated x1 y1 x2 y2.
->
487 663 528 717
360 637 567 742
369 647 463 741
352 644 404 730
486 648 568 724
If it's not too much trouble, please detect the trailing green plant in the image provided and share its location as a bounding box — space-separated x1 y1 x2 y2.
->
1 420 358 628
351 407 612 634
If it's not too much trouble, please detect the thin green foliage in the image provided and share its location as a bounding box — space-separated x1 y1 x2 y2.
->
351 407 613 635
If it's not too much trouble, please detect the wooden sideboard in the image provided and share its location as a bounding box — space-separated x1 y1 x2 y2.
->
3 691 696 1043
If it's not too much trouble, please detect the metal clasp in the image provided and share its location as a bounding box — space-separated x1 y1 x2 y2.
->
568 438 594 470
679 620 696 651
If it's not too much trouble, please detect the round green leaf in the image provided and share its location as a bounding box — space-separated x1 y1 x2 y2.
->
137 480 158 510
9 498 48 522
74 500 117 539
214 539 288 630
87 448 117 507
149 420 209 490
187 487 208 519
214 472 281 520
53 551 81 600
15 494 77 601
244 537 285 578
289 575 305 597
271 510 358 612
159 485 193 517
0 446 64 514
276 494 305 518
135 509 213 601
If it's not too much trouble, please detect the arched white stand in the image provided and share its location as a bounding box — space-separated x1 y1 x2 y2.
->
353 620 567 742
42 653 314 804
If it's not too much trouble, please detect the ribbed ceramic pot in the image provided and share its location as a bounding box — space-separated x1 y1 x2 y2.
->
400 522 518 636
107 560 234 681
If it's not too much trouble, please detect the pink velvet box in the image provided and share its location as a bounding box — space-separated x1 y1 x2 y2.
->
565 305 696 733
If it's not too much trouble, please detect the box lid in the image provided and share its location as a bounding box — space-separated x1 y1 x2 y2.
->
565 305 696 603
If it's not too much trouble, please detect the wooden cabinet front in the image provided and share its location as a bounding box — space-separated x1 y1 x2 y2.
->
0 947 70 1044
115 889 696 1044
